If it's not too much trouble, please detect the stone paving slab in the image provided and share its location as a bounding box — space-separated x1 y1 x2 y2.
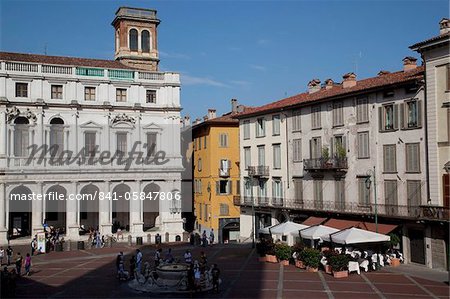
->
2 243 449 299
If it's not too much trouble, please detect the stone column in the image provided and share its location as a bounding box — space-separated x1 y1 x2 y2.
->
99 181 112 236
0 182 7 245
66 181 80 240
130 180 143 236
31 182 44 237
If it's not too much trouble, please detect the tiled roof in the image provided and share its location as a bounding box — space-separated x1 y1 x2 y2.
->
193 106 252 129
235 67 424 118
0 51 134 70
409 32 450 50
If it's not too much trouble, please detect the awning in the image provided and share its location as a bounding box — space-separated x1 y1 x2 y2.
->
269 221 309 236
323 227 390 244
258 224 277 235
302 216 327 226
299 225 340 240
324 218 397 235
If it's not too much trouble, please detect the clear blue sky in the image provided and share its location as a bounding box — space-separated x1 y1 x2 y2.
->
0 0 448 119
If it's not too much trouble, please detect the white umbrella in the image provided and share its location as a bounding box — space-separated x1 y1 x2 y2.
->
269 221 309 235
258 224 277 234
299 225 340 241
323 227 390 244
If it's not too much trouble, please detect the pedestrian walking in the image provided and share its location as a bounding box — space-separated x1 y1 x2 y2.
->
15 253 23 276
31 237 37 256
201 230 207 247
6 246 13 266
211 263 220 293
0 247 4 265
209 229 215 245
116 251 124 273
136 249 143 274
154 248 162 267
24 253 31 276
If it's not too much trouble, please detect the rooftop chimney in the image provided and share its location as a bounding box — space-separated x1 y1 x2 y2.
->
403 56 417 72
193 118 201 125
440 18 450 35
378 70 391 76
324 79 334 90
231 98 238 113
342 73 357 89
207 109 216 120
307 79 321 93
237 105 245 113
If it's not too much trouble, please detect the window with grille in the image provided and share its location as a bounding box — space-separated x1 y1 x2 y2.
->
244 147 251 170
292 109 301 132
146 133 157 156
273 144 281 169
84 132 96 157
146 90 156 103
219 133 228 148
116 132 127 155
356 98 369 123
16 83 28 97
357 132 369 158
51 85 63 99
405 143 420 172
311 105 321 129
84 87 96 101
407 180 422 208
332 101 344 127
358 177 370 206
383 144 397 173
220 204 229 216
293 139 302 162
116 88 127 102
293 178 303 204
243 120 250 139
256 118 265 137
379 104 398 131
272 115 280 136
258 145 265 166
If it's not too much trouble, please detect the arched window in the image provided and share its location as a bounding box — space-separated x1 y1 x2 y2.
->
50 117 64 157
141 30 150 53
129 29 138 51
14 117 29 157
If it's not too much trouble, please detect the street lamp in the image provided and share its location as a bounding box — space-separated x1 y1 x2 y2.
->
365 166 378 233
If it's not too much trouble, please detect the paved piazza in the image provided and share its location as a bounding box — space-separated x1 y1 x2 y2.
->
1 243 446 298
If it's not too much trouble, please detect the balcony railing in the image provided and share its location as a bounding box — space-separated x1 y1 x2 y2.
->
303 157 348 171
237 197 448 221
218 167 230 177
248 166 270 177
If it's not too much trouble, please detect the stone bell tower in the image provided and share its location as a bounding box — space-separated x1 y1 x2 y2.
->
112 7 160 71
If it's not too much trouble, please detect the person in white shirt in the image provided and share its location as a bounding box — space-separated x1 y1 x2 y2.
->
184 250 192 264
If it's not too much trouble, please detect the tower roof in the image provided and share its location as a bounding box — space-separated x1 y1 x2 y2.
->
111 7 160 27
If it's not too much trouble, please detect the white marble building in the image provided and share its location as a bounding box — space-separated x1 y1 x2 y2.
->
0 7 185 244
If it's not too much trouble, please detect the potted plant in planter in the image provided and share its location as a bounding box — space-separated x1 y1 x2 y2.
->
302 248 321 272
265 242 277 263
322 249 337 274
388 233 401 267
322 147 332 167
292 243 305 268
329 254 349 278
275 243 292 266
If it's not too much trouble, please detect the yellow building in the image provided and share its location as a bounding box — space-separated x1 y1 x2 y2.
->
192 101 243 243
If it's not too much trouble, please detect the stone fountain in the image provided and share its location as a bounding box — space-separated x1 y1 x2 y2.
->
128 262 219 294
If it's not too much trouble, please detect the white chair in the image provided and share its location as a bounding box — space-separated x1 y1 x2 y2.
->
371 254 378 270
398 252 404 263
359 260 369 272
335 247 342 254
320 256 328 267
378 254 385 267
348 261 360 275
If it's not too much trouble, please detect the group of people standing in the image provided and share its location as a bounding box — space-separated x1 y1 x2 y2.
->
0 247 33 298
201 229 215 247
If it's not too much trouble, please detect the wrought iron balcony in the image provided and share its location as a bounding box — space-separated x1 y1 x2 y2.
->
272 198 284 207
257 197 270 206
303 157 348 171
248 166 270 177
